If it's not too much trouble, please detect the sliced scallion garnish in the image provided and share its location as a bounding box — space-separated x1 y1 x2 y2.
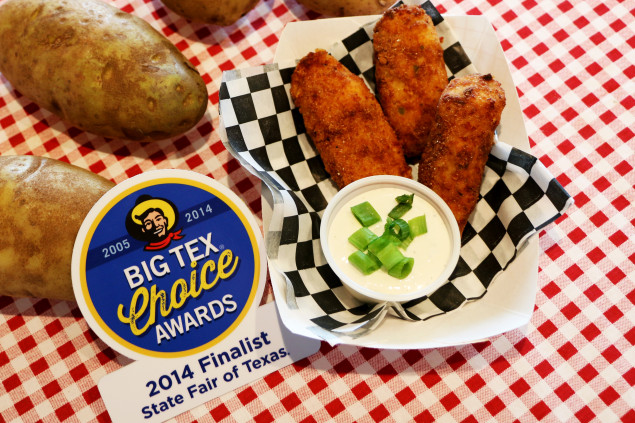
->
408 215 428 237
348 251 381 275
375 244 405 270
367 252 382 268
388 193 414 219
367 234 393 256
400 236 413 250
348 227 378 251
351 201 381 227
344 193 427 281
384 218 410 241
388 257 415 279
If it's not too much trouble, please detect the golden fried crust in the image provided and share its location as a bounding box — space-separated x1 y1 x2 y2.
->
417 74 506 234
290 49 411 188
374 5 447 161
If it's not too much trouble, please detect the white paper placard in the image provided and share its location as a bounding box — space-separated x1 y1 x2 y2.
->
99 301 320 423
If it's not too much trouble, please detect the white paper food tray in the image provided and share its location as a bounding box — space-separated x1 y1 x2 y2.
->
263 15 537 348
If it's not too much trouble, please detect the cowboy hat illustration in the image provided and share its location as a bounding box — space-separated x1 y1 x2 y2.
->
125 195 184 251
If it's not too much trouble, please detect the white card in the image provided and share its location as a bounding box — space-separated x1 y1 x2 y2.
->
99 302 320 423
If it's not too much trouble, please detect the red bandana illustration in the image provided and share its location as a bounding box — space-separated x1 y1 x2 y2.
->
144 229 185 251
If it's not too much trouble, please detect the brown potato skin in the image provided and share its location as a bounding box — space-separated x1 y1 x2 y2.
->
297 0 394 17
161 0 261 26
374 5 447 161
290 49 411 189
417 74 506 235
0 156 114 301
0 0 208 141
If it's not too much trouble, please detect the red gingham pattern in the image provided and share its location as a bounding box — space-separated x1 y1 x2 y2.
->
1 0 633 422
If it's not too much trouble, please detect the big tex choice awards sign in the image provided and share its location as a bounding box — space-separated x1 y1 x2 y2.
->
72 170 319 422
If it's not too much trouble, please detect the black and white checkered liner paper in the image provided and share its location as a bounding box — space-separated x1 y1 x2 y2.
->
218 1 573 336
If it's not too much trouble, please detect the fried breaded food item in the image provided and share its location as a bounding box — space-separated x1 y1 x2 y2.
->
290 49 411 188
418 73 506 234
374 5 447 161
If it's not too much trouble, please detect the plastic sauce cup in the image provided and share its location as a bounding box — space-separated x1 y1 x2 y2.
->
320 176 461 304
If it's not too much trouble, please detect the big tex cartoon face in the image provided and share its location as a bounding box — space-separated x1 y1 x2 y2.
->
140 209 168 240
126 195 184 251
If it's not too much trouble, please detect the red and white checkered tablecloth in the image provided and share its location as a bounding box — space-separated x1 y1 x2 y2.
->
1 0 633 421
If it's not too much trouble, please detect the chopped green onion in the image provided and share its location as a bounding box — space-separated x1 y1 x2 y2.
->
396 193 414 204
348 251 381 275
367 252 382 268
388 204 411 219
388 194 414 219
380 218 403 245
384 218 410 241
348 227 378 251
408 215 427 237
343 193 424 282
351 201 381 227
375 244 405 270
388 257 415 279
400 236 413 250
367 234 390 255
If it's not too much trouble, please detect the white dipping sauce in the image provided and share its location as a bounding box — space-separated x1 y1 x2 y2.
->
327 187 453 296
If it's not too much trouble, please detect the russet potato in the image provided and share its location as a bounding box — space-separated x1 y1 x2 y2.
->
161 0 261 26
296 0 395 17
0 156 114 301
0 0 208 141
